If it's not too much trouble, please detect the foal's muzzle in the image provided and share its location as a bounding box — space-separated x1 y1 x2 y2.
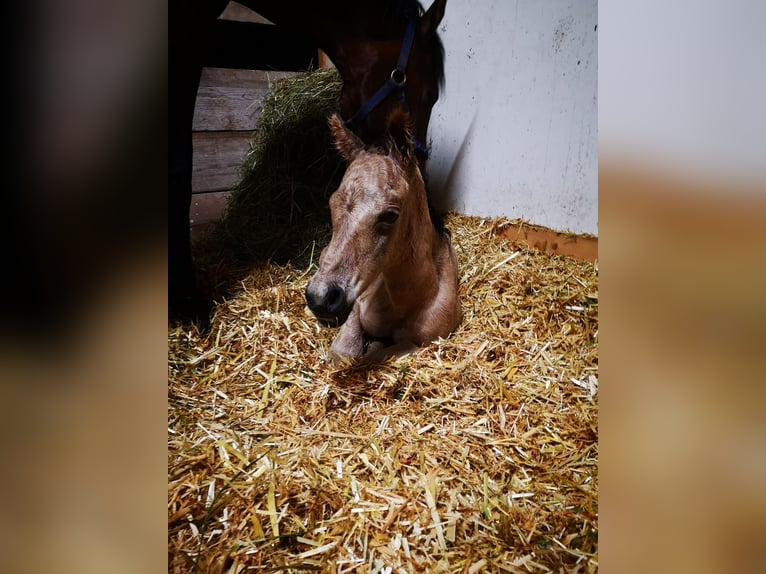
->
305 283 352 326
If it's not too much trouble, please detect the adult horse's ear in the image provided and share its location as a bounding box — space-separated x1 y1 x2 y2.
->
329 114 364 161
386 108 414 164
421 0 447 37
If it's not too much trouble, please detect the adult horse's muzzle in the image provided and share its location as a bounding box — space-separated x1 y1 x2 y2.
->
305 283 352 327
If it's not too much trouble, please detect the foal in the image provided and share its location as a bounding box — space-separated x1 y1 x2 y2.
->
305 111 461 363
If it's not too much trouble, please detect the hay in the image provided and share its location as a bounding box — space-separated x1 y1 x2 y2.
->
210 67 344 267
169 213 598 573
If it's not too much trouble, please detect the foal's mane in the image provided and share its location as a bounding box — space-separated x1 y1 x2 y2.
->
368 142 446 237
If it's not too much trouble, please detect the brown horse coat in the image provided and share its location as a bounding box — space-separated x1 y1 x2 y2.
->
306 111 461 363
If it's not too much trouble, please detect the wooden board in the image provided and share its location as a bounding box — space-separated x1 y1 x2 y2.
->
191 191 231 226
219 2 272 24
493 220 598 263
193 68 299 132
192 131 252 193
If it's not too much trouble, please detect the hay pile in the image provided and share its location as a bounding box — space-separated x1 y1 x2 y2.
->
212 67 344 267
169 214 598 573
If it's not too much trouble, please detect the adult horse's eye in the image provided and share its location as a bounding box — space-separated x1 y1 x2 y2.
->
378 209 400 225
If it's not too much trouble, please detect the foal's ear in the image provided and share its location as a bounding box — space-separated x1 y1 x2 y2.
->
386 108 414 163
329 114 364 161
421 0 447 38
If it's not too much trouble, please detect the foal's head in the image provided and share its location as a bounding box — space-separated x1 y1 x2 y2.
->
305 110 432 326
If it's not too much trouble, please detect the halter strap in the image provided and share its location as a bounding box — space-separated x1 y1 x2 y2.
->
344 18 429 159
396 15 417 72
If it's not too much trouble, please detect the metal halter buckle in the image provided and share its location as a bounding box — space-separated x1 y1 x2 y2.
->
390 68 407 87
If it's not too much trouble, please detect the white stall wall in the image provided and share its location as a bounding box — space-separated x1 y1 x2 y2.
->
426 0 597 235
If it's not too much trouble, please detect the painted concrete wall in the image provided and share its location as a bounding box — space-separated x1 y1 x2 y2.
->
426 0 598 235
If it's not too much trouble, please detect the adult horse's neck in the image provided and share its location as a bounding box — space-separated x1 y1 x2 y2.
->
240 2 408 67
242 2 413 44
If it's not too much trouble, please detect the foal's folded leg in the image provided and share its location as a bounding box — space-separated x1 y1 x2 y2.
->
329 305 365 363
362 340 419 364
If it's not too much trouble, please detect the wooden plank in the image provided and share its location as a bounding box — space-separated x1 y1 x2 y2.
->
220 2 272 24
190 190 231 226
318 50 334 69
192 131 252 193
193 68 299 132
493 221 598 263
199 67 298 90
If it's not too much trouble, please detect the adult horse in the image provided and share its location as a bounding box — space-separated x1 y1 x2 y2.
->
169 0 447 321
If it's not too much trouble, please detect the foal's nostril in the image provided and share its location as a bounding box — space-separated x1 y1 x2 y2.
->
323 285 345 314
305 283 348 324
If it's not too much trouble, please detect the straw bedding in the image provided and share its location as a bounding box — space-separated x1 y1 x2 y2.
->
169 67 597 572
168 214 598 572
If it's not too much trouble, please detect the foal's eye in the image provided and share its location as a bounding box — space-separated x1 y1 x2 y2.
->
378 209 400 225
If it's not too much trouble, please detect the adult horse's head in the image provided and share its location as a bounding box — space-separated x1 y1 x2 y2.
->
242 0 446 170
330 0 447 171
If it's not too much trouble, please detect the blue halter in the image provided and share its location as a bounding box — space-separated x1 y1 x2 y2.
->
343 18 430 158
